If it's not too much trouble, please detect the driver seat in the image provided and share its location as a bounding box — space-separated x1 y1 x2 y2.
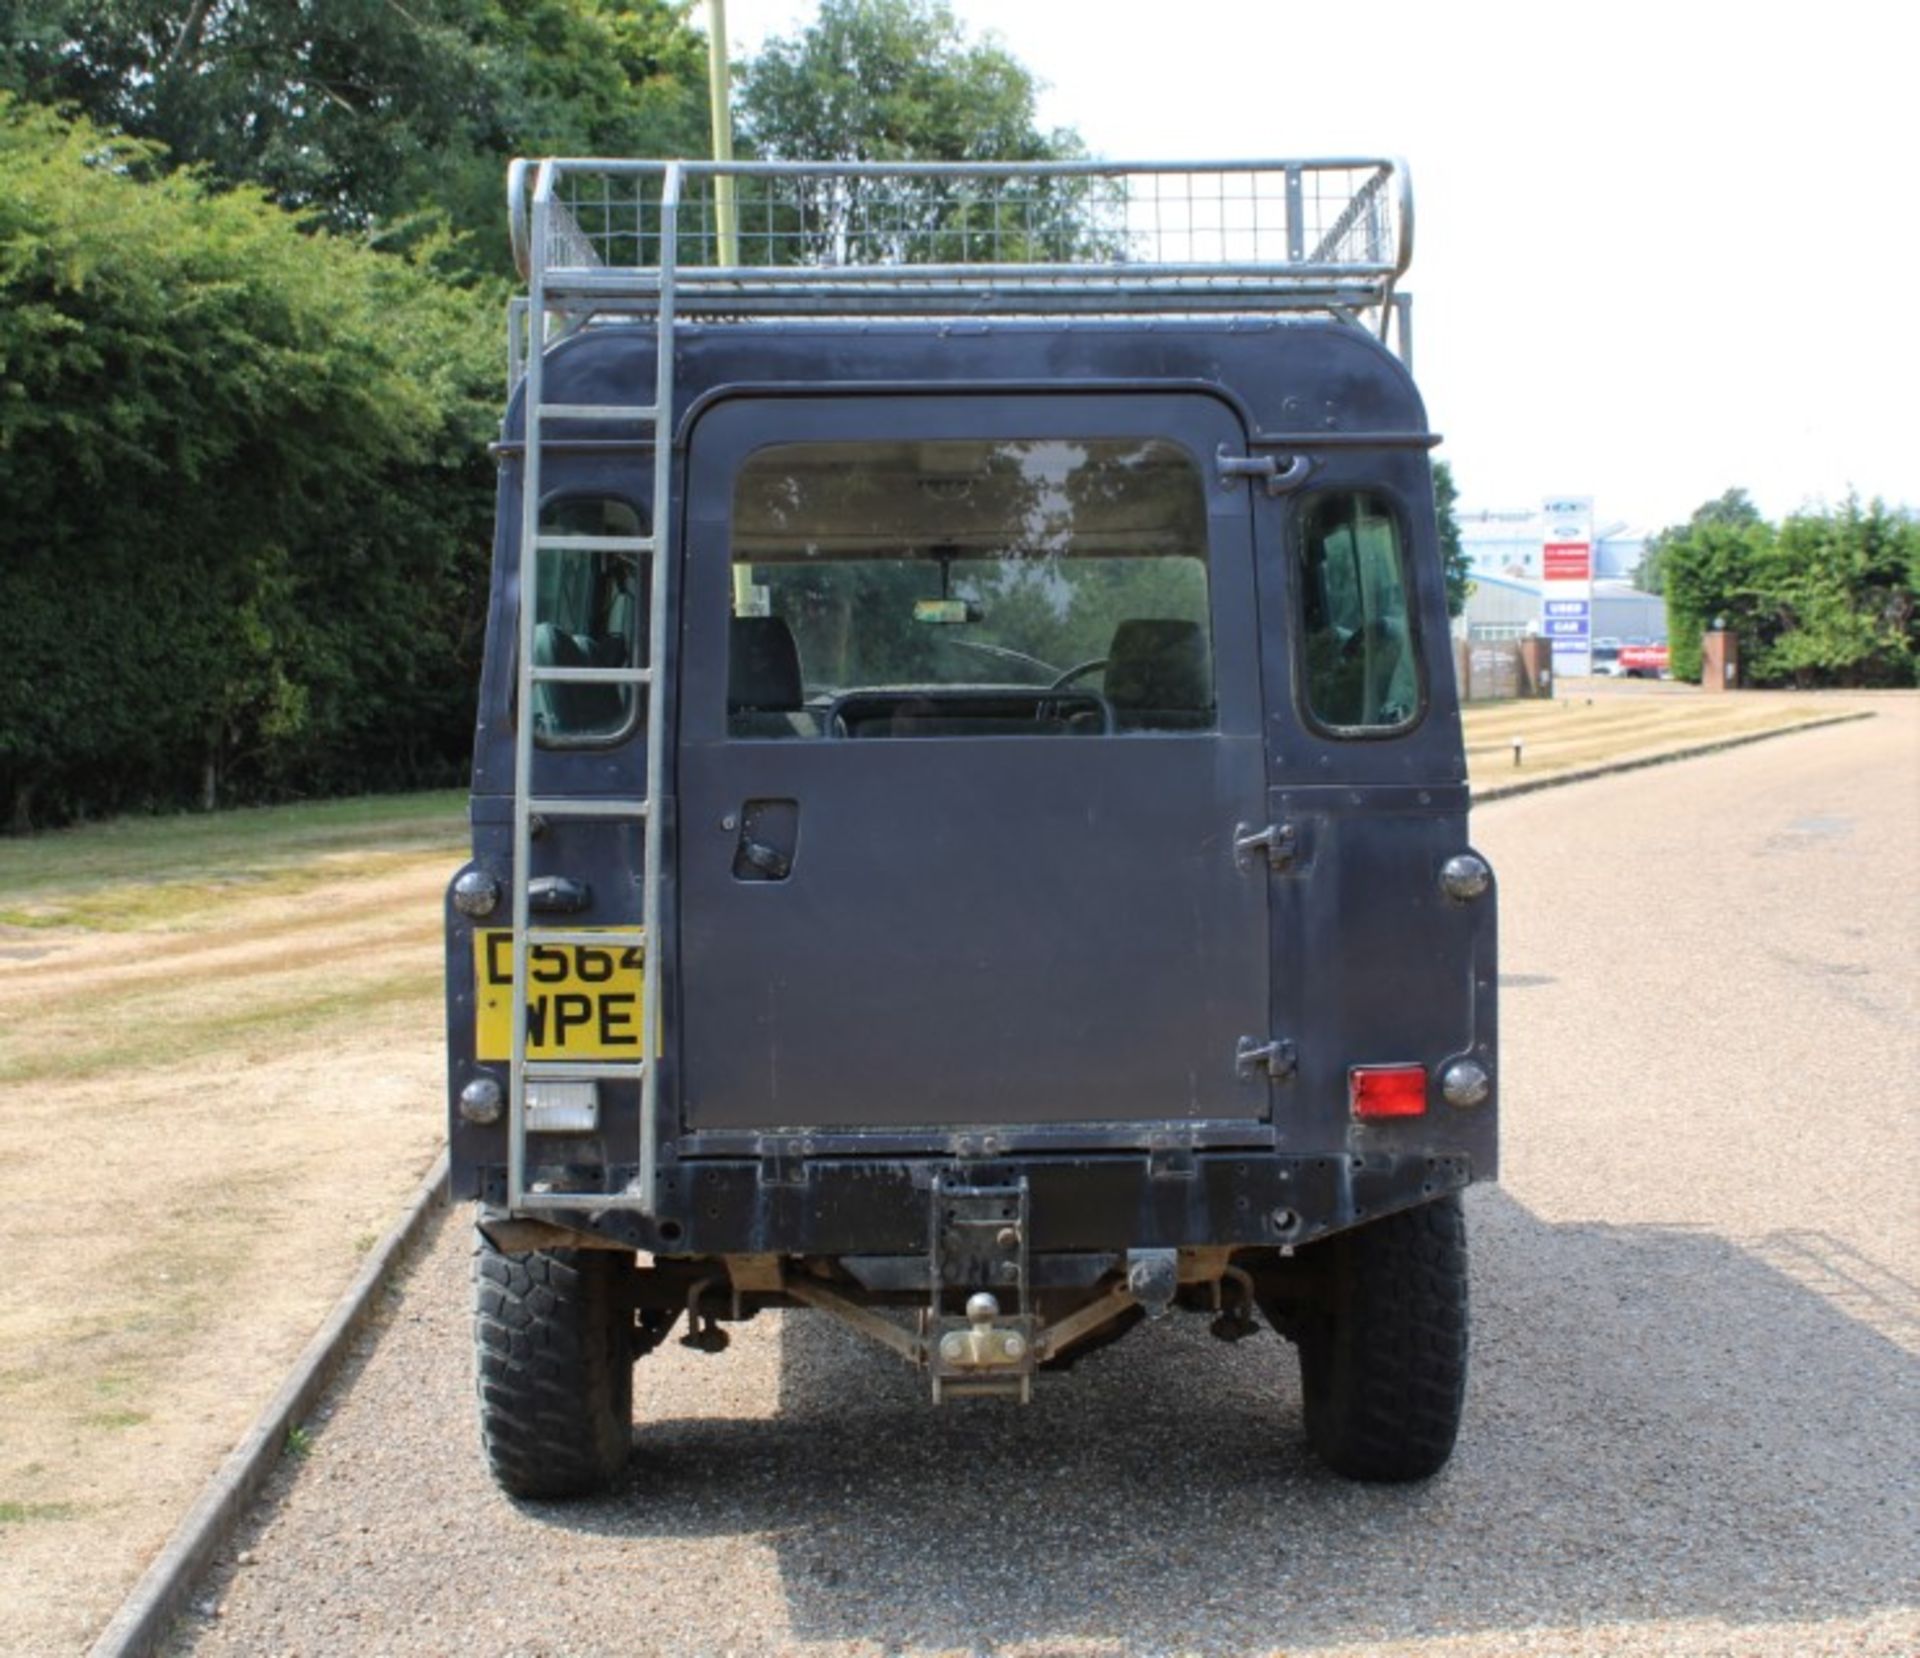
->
1104 619 1214 732
728 617 812 737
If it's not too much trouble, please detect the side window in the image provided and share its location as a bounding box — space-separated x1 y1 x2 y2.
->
532 497 648 744
1298 491 1421 732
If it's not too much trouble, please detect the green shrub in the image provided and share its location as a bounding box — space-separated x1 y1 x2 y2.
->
0 100 498 828
1658 490 1916 688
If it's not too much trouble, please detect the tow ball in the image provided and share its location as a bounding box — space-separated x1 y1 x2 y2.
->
938 1293 1028 1368
928 1288 1035 1403
927 1177 1038 1402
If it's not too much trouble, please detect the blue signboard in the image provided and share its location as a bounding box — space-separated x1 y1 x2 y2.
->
1544 599 1590 620
1545 617 1591 638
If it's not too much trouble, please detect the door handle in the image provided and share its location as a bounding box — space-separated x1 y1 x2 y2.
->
738 839 791 880
730 799 799 883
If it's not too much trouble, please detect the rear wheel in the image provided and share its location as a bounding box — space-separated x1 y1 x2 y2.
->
472 1235 634 1499
1294 1194 1469 1482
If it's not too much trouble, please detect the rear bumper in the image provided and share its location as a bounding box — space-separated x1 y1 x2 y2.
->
474 1146 1477 1257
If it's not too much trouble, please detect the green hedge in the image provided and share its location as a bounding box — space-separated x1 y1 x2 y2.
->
1660 496 1917 689
0 100 500 829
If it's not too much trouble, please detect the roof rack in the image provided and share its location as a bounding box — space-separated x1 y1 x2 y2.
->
507 157 1413 356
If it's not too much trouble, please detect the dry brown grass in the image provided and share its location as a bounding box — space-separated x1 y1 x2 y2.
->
1464 682 1872 790
0 807 460 1656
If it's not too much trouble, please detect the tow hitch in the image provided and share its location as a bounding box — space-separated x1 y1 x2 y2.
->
772 1178 1208 1404
926 1177 1034 1401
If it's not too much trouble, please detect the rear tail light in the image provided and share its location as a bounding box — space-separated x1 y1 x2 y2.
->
1349 1065 1428 1119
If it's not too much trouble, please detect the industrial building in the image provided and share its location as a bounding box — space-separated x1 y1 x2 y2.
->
1458 574 1666 650
1453 501 1666 648
1457 505 1647 583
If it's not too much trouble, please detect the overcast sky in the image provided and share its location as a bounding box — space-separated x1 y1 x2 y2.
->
719 0 1915 532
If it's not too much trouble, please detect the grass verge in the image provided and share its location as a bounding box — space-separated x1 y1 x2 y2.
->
0 790 465 930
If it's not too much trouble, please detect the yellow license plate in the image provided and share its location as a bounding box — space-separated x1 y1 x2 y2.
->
473 930 646 1061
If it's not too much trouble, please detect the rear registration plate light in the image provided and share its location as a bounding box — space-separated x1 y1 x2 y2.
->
526 1079 600 1134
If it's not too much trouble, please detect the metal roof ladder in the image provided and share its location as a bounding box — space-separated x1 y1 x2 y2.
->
505 161 681 1215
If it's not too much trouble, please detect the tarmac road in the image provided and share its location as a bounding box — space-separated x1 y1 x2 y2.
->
173 701 1919 1658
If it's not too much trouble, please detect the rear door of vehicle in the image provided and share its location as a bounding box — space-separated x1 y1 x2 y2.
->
674 393 1271 1136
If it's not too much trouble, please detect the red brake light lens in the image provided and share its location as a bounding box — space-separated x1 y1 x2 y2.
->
1350 1065 1428 1119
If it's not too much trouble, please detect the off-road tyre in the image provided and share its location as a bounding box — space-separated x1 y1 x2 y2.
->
1296 1193 1468 1483
473 1236 634 1499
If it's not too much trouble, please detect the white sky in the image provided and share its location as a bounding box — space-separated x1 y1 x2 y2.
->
716 0 1917 532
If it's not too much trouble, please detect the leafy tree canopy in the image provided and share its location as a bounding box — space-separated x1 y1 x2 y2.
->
731 0 1107 266
0 97 499 827
737 0 1082 163
0 0 709 278
1657 488 1916 687
1635 487 1761 596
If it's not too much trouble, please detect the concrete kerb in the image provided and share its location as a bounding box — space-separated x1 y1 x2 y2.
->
1472 709 1875 805
83 703 1876 1657
88 1149 451 1658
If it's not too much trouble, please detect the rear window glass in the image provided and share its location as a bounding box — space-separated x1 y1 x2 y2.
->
531 497 647 745
1298 491 1420 732
728 438 1213 739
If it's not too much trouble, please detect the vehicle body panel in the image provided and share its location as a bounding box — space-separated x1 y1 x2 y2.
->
446 317 1497 1253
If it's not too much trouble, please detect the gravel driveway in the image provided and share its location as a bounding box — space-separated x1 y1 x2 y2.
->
169 704 1920 1658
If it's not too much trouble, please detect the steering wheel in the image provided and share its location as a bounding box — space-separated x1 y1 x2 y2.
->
1048 657 1108 690
1035 660 1114 734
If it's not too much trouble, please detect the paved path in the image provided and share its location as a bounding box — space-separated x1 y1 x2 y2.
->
173 702 1920 1657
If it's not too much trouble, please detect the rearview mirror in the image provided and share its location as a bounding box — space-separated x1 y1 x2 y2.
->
913 599 983 625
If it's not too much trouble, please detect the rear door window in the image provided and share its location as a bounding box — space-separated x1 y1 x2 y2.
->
727 438 1213 739
1297 490 1421 732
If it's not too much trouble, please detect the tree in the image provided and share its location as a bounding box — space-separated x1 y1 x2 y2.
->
0 99 498 828
738 0 1080 164
1637 487 1761 597
1432 460 1471 617
1750 498 1918 687
0 1 709 280
1656 488 1916 687
1661 516 1772 684
1631 535 1668 595
733 0 1108 267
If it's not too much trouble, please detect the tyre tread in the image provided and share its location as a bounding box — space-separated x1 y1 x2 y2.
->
472 1238 633 1500
1299 1194 1469 1483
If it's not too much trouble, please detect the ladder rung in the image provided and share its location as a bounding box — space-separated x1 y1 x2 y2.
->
534 533 655 554
527 797 650 819
525 1060 646 1083
529 665 652 685
522 928 646 950
537 403 658 422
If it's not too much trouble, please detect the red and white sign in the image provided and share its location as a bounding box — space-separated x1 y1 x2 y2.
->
1543 543 1592 581
1619 644 1669 673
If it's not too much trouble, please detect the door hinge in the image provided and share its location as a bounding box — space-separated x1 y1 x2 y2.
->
1234 820 1298 873
1237 1036 1298 1082
1216 445 1313 495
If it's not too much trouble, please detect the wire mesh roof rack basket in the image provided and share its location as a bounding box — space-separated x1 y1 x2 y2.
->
508 157 1413 336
